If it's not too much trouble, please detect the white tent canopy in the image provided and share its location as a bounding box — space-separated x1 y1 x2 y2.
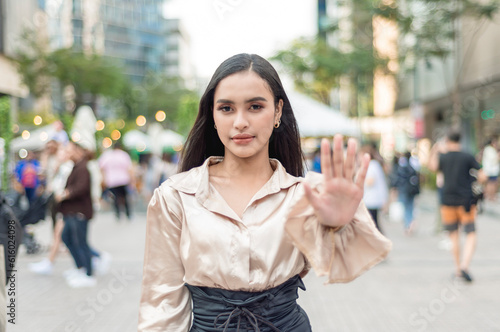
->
287 91 360 138
123 128 184 154
10 123 60 152
123 129 151 152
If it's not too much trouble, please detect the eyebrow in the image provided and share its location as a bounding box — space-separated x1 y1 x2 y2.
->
215 97 268 104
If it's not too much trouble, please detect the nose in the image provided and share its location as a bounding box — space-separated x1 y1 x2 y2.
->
233 109 249 130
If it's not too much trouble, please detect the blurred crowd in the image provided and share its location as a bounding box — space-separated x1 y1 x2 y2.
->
2 122 180 289
2 120 499 290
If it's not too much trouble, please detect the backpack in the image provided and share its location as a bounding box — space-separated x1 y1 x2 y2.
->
20 162 38 188
407 166 420 196
397 163 420 196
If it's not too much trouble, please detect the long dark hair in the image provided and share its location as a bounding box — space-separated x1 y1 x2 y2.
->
180 53 304 176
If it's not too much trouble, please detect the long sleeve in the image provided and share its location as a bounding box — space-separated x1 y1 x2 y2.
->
65 162 91 200
284 172 392 284
138 186 191 331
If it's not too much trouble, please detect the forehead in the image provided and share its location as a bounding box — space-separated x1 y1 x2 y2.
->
214 71 273 99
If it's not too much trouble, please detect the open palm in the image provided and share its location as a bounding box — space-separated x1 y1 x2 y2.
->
304 135 370 228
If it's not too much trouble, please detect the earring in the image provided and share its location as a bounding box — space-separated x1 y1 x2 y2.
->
214 124 217 130
274 120 281 129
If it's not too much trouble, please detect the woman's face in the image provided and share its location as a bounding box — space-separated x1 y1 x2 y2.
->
213 70 282 161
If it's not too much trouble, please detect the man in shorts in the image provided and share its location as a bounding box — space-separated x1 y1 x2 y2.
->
429 130 485 282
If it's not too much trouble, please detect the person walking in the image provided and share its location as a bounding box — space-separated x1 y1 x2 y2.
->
395 151 420 234
99 141 134 221
14 151 41 205
360 144 388 233
429 130 485 282
138 53 392 331
57 140 96 288
481 137 499 202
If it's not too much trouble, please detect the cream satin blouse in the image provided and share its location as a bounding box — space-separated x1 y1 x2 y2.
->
138 157 392 331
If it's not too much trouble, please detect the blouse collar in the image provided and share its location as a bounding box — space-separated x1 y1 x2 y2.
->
168 156 301 221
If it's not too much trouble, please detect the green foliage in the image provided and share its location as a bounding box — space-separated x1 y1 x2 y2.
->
272 37 387 114
0 97 12 191
175 94 200 136
13 28 128 110
13 30 52 97
121 72 199 127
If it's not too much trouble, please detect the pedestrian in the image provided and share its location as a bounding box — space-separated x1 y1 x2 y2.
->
29 143 73 275
138 53 392 331
360 144 389 233
57 140 96 288
429 129 486 282
39 140 61 234
154 149 178 186
394 151 420 234
98 141 134 221
481 137 499 202
14 151 41 205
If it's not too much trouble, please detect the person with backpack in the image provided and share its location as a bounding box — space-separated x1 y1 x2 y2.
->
14 151 41 205
395 151 420 235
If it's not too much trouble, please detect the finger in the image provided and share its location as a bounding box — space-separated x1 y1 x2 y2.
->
332 134 344 177
355 153 371 188
320 138 333 180
303 182 320 210
344 138 357 180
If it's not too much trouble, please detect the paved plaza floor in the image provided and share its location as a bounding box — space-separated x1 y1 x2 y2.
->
6 190 500 332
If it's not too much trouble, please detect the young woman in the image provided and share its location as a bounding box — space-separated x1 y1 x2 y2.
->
138 53 392 331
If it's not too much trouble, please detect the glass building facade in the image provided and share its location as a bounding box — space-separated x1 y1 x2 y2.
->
71 0 167 83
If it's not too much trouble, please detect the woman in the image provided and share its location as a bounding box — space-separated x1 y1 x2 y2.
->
360 145 389 233
139 54 392 331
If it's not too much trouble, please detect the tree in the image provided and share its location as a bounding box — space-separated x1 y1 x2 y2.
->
122 72 199 131
13 29 128 114
272 0 499 121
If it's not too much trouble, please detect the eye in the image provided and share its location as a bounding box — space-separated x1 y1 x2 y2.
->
217 106 232 112
249 104 263 111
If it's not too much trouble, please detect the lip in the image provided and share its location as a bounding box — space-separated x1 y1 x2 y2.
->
232 134 254 144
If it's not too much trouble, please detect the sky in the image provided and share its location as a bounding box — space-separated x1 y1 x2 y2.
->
163 0 317 79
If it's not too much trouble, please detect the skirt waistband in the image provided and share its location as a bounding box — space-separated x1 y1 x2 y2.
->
186 275 308 332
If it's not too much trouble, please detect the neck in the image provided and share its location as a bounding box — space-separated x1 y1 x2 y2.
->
447 142 461 151
218 153 273 180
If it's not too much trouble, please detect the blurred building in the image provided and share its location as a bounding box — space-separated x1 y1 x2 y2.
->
319 0 500 155
165 18 195 89
1 0 195 116
50 0 168 84
0 0 31 110
395 9 500 152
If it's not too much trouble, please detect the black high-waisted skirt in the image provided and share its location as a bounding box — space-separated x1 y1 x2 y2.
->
186 275 312 332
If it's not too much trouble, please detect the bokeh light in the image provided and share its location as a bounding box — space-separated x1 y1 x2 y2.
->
12 124 19 133
102 137 113 149
19 149 28 159
111 129 121 140
40 131 48 141
136 142 147 152
72 132 81 142
22 130 30 140
136 115 147 127
155 110 166 122
33 115 43 125
117 119 126 129
96 120 105 131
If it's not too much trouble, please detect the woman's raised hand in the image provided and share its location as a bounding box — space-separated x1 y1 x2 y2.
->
304 134 370 228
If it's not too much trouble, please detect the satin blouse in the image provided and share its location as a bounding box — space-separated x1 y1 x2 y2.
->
138 157 392 331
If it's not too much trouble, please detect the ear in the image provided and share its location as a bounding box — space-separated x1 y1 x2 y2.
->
275 99 283 122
